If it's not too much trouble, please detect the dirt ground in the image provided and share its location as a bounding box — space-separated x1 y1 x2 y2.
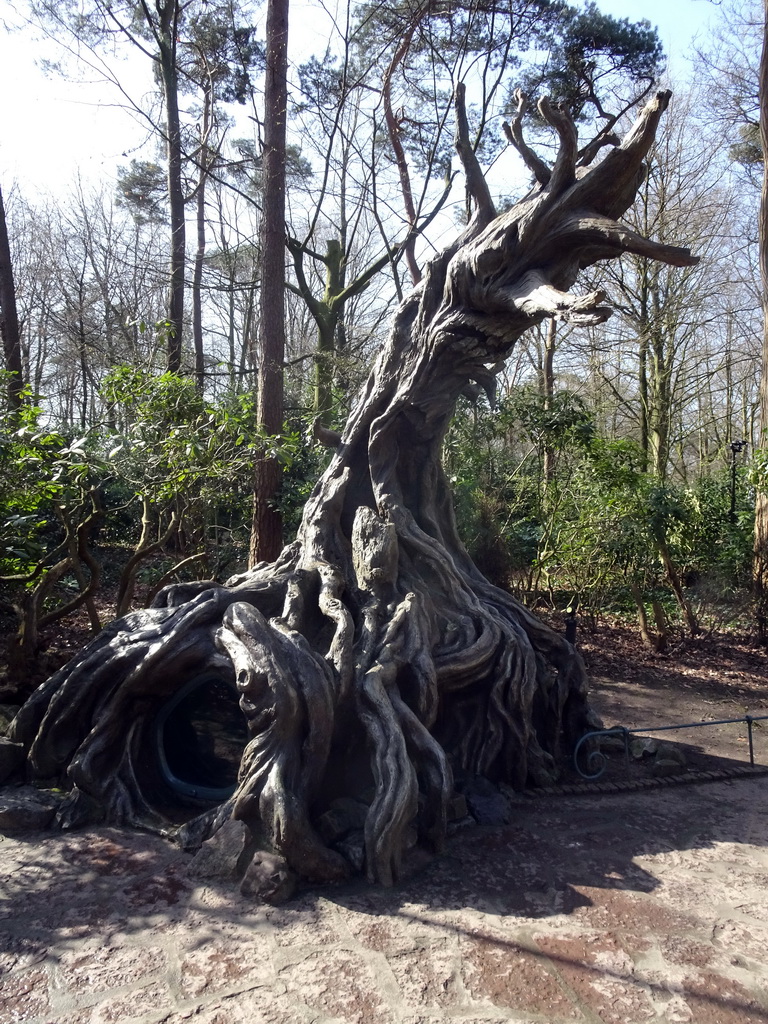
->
577 620 768 769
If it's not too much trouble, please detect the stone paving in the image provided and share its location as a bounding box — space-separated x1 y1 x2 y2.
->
2 776 768 1024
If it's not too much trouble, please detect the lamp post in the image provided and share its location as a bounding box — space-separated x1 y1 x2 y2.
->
730 440 748 522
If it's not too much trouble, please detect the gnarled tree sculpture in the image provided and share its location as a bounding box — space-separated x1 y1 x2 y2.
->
9 89 697 890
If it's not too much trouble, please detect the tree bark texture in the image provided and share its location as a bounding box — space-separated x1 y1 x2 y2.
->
192 78 213 390
754 0 768 641
9 91 697 889
157 1 186 372
0 186 24 413
249 0 289 566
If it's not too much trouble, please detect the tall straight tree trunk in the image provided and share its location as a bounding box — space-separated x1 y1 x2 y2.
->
0 186 24 415
314 239 342 427
192 81 213 390
382 22 423 287
637 298 649 470
249 0 289 565
649 331 672 480
541 319 556 484
78 311 88 431
754 1 768 642
157 1 185 373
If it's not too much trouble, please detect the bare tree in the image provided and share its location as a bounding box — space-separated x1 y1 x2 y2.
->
596 89 737 480
25 0 264 373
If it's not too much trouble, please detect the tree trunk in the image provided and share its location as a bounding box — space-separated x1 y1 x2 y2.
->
648 288 672 481
289 234 397 430
754 1 768 642
314 239 342 426
542 319 557 484
655 530 700 636
382 21 423 287
248 0 288 566
192 80 212 391
9 91 697 890
0 186 24 414
157 2 185 373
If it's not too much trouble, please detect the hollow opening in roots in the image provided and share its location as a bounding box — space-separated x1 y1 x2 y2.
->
152 674 248 806
318 724 376 809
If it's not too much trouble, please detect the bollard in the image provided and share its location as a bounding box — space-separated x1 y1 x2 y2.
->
565 610 577 645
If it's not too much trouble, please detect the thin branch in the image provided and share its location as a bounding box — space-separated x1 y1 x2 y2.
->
538 96 578 195
576 81 656 167
144 552 209 606
502 89 551 187
577 131 620 168
381 16 424 284
453 82 496 228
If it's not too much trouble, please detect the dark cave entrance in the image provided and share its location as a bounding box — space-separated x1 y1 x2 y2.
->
154 675 248 804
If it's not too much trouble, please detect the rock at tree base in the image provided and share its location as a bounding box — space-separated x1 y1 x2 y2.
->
317 797 369 843
240 850 297 904
0 785 60 832
0 737 25 783
188 819 253 880
457 775 514 826
0 705 22 735
656 742 687 766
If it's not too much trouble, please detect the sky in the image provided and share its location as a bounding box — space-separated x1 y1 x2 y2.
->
597 0 716 60
0 0 723 200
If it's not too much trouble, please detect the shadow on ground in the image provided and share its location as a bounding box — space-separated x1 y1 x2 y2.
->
4 775 768 1023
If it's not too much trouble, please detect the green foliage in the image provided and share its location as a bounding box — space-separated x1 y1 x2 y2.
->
1 368 307 623
277 429 333 539
525 2 663 120
182 9 264 105
502 385 595 452
0 385 107 579
444 396 536 586
546 456 698 619
748 444 768 492
685 471 753 589
444 386 754 630
728 121 762 168
102 366 301 563
116 160 168 225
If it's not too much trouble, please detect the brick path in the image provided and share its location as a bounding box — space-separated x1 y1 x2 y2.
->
2 777 768 1023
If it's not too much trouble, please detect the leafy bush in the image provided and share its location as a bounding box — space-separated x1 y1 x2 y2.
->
442 386 755 639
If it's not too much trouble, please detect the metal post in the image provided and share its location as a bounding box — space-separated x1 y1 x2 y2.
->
565 609 577 645
747 716 755 765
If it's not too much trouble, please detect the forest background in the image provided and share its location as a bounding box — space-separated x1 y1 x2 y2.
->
0 0 764 697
